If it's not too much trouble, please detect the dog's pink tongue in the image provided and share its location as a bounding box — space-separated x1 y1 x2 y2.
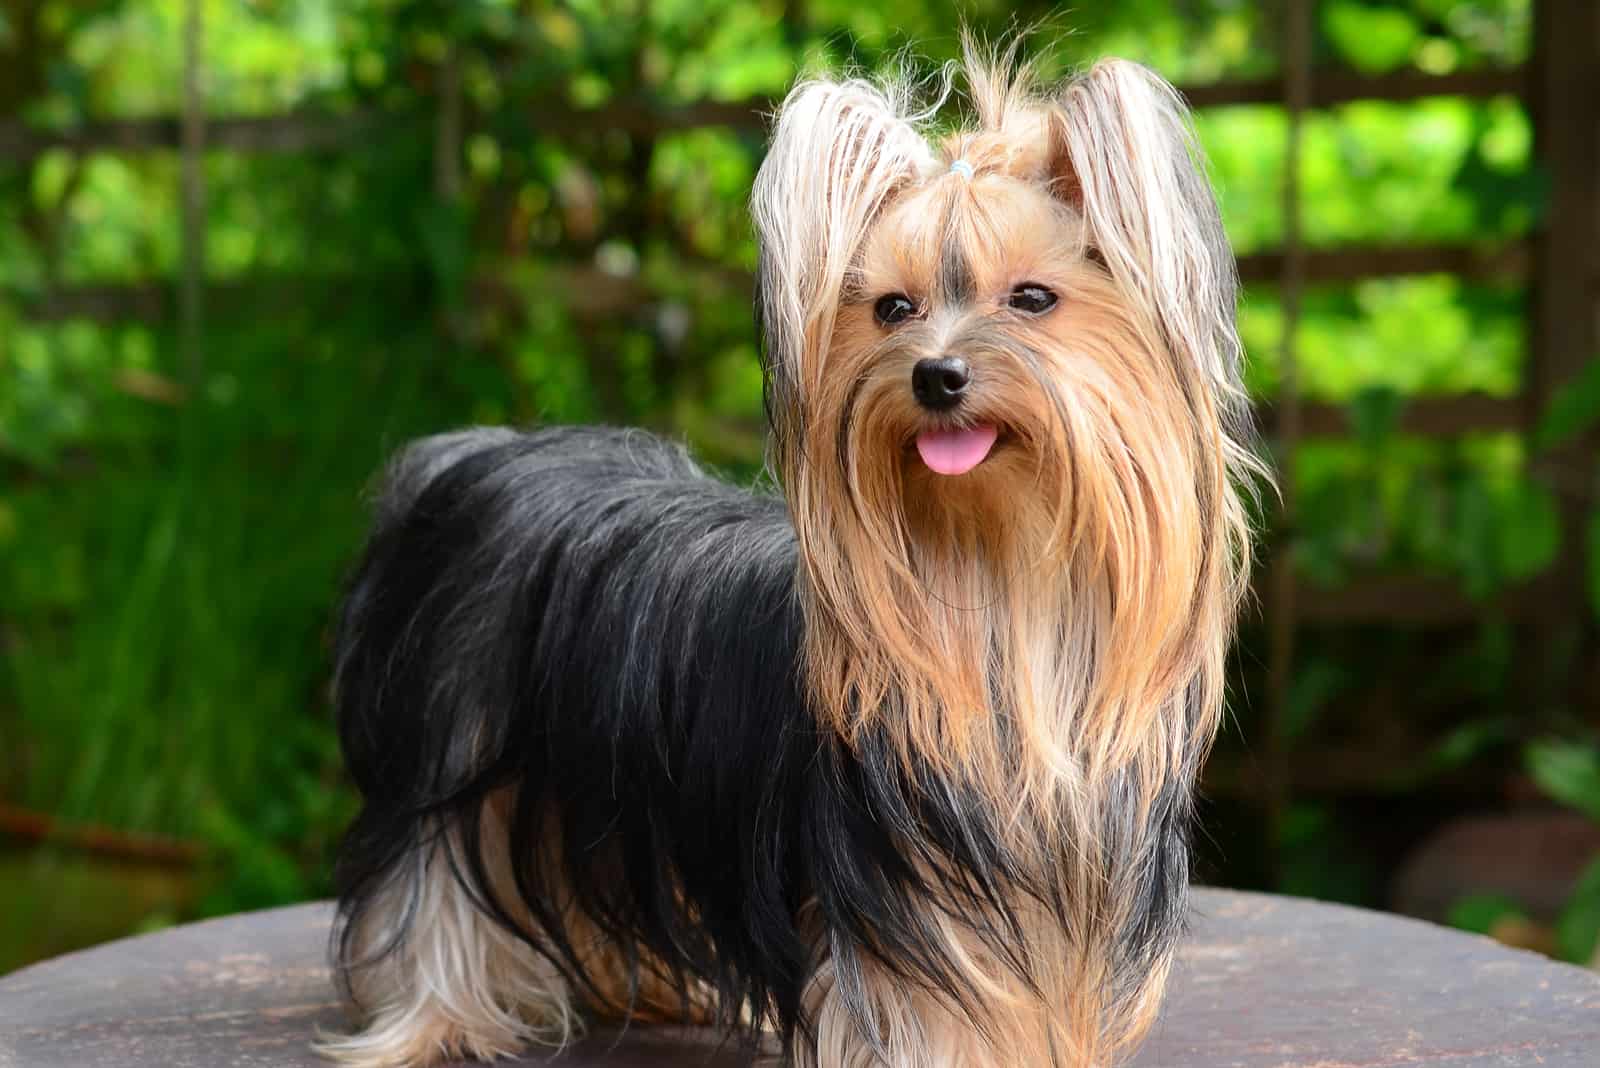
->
915 425 998 476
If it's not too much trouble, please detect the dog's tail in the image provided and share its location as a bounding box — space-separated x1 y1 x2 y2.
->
331 426 521 931
323 429 554 1062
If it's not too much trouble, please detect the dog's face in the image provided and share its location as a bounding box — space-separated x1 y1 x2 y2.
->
752 53 1258 781
832 172 1094 528
828 160 1205 572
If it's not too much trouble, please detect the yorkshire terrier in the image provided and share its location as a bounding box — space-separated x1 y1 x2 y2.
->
321 41 1257 1068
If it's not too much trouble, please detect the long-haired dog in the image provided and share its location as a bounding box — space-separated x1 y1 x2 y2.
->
320 41 1258 1068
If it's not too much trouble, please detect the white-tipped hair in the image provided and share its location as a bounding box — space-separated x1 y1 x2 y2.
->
1052 59 1250 428
1050 57 1264 594
751 76 939 418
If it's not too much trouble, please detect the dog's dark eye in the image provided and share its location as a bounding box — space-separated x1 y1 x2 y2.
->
874 293 917 326
1008 284 1057 315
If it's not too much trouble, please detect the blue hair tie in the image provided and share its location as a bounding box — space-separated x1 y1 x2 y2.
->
949 159 975 180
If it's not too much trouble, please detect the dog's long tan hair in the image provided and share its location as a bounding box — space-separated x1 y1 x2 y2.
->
754 39 1261 1064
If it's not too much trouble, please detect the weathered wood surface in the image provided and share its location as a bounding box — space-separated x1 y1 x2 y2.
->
1 889 1597 1066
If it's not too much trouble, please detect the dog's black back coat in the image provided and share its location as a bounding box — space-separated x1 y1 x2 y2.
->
333 426 1039 1052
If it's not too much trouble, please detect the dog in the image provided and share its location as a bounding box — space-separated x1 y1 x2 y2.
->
318 40 1259 1068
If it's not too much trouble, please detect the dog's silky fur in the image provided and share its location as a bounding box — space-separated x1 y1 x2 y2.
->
321 42 1260 1068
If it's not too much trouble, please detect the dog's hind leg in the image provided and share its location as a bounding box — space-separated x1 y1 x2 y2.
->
318 807 580 1068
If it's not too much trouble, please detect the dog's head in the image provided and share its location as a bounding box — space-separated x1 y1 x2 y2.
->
753 42 1259 782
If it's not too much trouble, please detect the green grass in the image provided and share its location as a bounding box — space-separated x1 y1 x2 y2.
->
1 294 469 954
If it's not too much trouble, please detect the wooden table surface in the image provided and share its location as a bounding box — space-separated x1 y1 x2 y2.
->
2 888 1597 1066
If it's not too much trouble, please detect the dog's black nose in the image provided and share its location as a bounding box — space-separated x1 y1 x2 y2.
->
912 357 970 411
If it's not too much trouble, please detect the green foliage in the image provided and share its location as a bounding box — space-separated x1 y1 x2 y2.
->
1277 803 1380 905
1292 432 1558 594
1284 655 1353 741
1325 2 1422 75
1525 740 1600 963
1533 358 1600 453
1447 891 1526 934
1417 715 1513 778
1526 740 1600 823
1589 512 1600 621
1326 0 1531 72
1241 278 1524 401
1556 856 1600 964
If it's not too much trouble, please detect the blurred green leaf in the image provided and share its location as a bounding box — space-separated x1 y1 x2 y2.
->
1493 477 1559 583
1347 385 1403 444
1589 510 1600 619
131 910 180 937
1421 717 1511 776
1525 740 1600 822
1533 358 1600 452
1286 657 1349 740
1277 803 1378 905
1557 854 1600 964
1447 892 1526 935
1323 1 1421 74
417 199 472 309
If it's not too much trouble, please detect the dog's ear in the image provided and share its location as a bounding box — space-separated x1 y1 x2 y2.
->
1049 60 1240 387
752 78 931 413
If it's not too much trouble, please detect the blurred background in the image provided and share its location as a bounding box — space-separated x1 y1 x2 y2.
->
2 0 1598 976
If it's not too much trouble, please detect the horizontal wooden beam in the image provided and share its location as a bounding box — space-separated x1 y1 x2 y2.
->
1256 393 1525 437
1202 746 1503 799
2 236 1535 326
1237 241 1530 284
0 266 689 324
0 803 200 868
1182 66 1525 110
5 274 426 322
0 111 381 161
0 67 1527 164
1248 573 1559 625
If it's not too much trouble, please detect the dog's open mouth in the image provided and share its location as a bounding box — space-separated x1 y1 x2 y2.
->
915 425 1000 476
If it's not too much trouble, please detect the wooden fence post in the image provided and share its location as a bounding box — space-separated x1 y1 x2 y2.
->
179 0 205 387
1528 0 1600 715
1263 0 1313 879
